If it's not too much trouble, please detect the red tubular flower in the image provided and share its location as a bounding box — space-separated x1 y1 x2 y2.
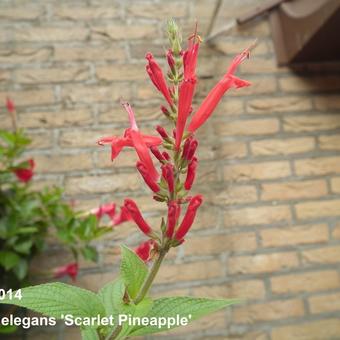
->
166 200 180 238
186 139 198 160
92 203 116 220
183 26 200 80
150 146 165 162
136 161 160 193
156 125 169 140
161 163 175 193
184 157 198 190
135 240 155 262
174 195 203 241
13 159 35 183
6 97 15 113
146 53 173 107
98 102 161 181
112 206 132 226
162 151 170 161
188 47 251 133
124 199 152 236
54 262 78 282
175 77 196 149
182 136 192 159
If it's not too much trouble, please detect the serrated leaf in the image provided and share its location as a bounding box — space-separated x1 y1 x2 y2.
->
120 245 148 300
0 283 105 320
129 296 239 336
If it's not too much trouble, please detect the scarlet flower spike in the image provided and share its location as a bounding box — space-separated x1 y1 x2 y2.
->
136 161 160 193
146 53 174 107
166 201 179 238
174 195 203 241
124 199 152 236
92 203 116 220
161 164 175 194
187 46 252 133
184 157 198 190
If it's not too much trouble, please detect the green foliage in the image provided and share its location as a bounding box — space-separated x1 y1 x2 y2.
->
0 246 240 339
120 245 148 300
0 129 112 291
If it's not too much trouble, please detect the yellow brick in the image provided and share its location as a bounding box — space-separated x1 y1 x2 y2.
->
215 118 279 136
0 7 43 20
191 280 266 300
295 156 340 176
225 205 291 227
155 260 221 284
96 64 145 81
332 222 340 239
295 199 340 219
15 66 89 84
27 132 52 149
126 2 187 19
319 134 340 151
214 98 244 116
260 224 328 247
271 271 340 294
0 89 55 107
280 76 340 92
309 292 340 314
240 58 278 74
331 177 340 193
59 128 118 148
97 149 136 169
65 173 140 195
283 114 340 132
0 47 52 64
315 95 340 110
251 137 315 156
233 299 304 323
261 180 327 201
211 185 257 205
229 252 298 274
302 246 340 265
19 109 92 128
91 24 158 41
185 232 257 256
53 6 119 20
14 27 89 42
224 161 290 181
54 46 125 61
34 153 93 173
218 141 248 159
272 319 340 340
247 96 312 113
61 84 131 103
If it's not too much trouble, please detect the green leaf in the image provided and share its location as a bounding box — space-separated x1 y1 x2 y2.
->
0 283 105 320
98 278 125 317
0 324 17 334
120 245 148 300
13 239 33 254
0 251 20 270
129 297 239 336
13 258 28 280
81 327 99 340
82 245 98 262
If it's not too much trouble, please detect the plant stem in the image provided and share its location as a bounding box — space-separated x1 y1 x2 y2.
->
134 249 167 305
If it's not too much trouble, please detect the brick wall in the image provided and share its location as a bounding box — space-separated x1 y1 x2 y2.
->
2 0 340 339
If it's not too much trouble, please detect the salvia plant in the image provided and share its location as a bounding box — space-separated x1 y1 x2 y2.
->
0 21 253 339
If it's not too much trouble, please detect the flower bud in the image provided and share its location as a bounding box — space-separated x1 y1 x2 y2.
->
150 146 165 162
161 163 175 193
124 199 152 236
167 49 175 72
137 161 160 193
186 139 198 160
174 195 203 241
166 201 179 238
184 157 198 190
162 151 170 161
156 125 169 140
